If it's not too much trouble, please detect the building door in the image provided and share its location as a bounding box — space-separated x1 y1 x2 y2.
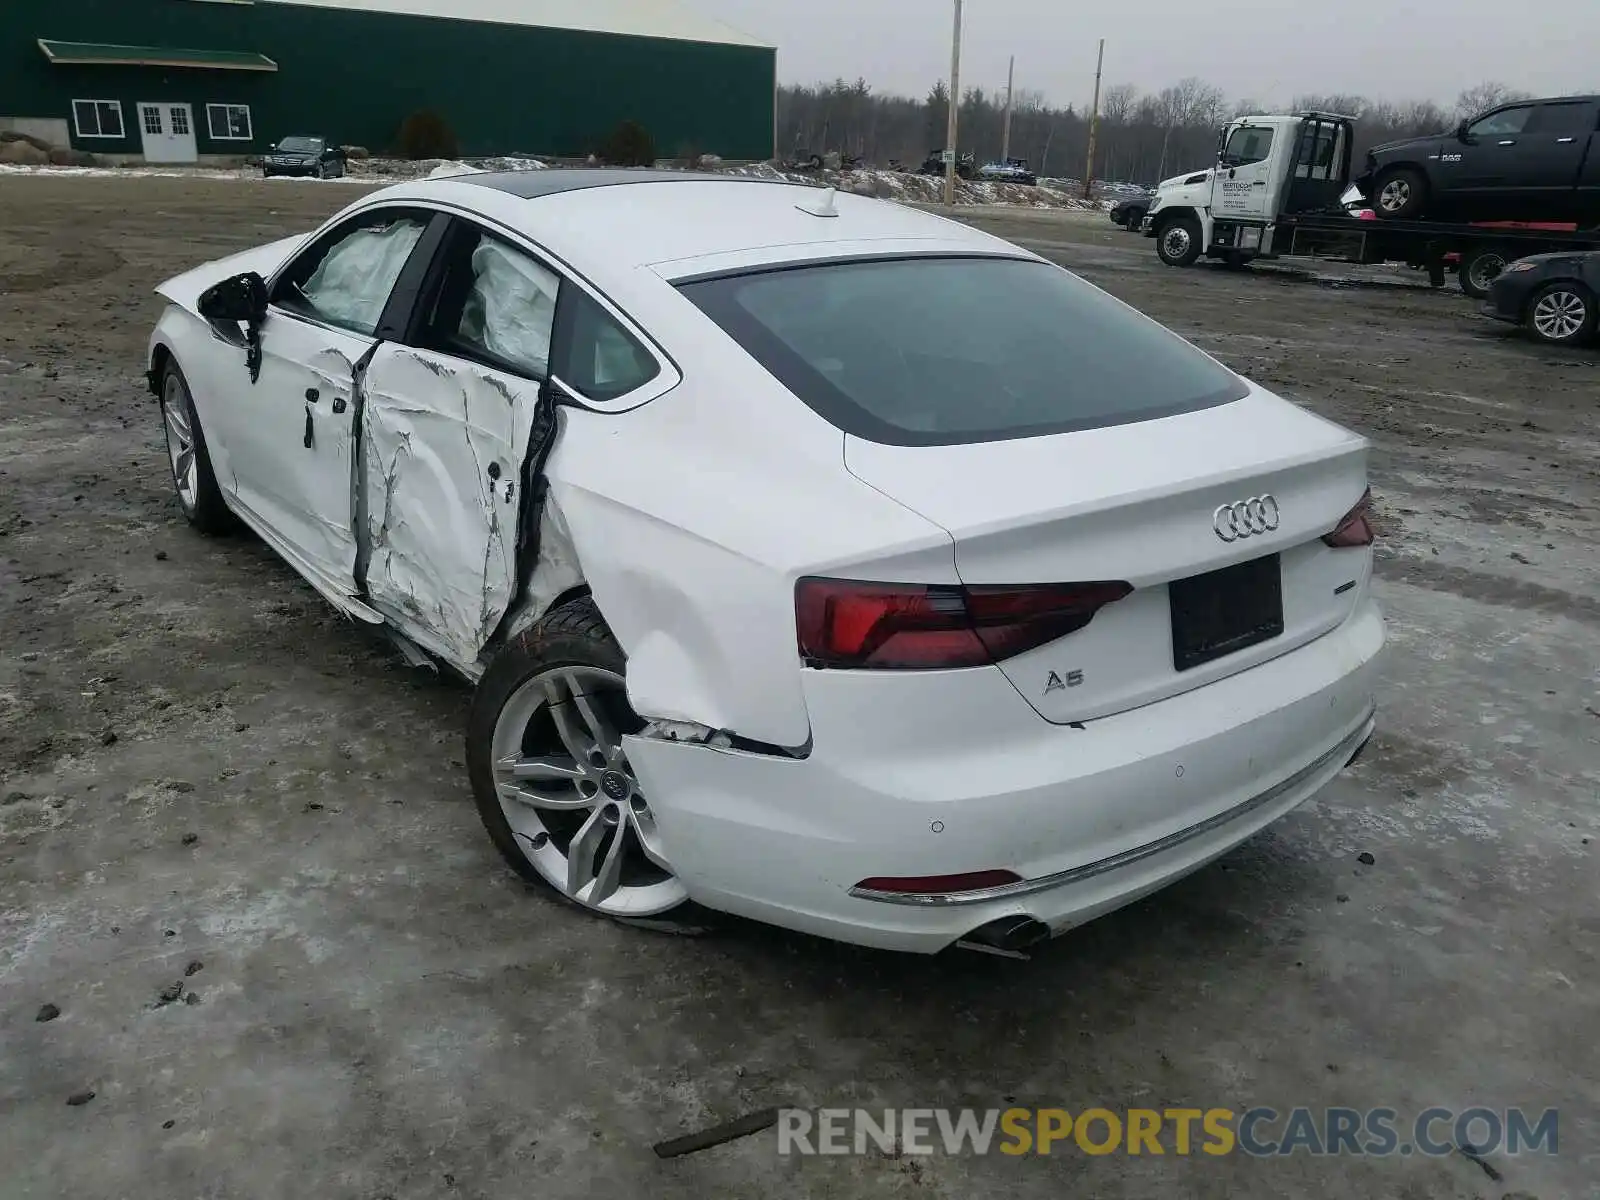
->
137 102 198 163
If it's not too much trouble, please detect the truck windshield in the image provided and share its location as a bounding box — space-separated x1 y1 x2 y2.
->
679 255 1247 446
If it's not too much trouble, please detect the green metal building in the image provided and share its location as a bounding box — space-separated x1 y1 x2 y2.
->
1 0 776 162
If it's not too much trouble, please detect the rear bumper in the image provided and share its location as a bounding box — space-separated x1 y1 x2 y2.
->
626 599 1385 953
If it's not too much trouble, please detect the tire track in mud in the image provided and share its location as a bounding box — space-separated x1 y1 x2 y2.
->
0 243 125 297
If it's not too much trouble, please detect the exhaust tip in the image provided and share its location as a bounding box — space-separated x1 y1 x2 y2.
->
954 915 1052 959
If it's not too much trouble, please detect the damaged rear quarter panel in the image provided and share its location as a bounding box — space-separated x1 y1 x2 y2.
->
539 331 958 750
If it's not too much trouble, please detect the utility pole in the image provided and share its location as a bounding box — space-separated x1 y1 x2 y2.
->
1001 55 1015 163
1082 37 1104 200
944 0 963 207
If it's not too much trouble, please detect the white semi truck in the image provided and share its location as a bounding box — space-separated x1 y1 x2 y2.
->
1140 112 1600 297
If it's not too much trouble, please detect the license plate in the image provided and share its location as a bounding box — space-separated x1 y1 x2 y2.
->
1169 554 1284 672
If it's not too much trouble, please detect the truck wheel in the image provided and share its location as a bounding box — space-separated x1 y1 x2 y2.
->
1156 215 1203 267
1458 247 1510 299
1373 167 1427 219
1525 282 1596 346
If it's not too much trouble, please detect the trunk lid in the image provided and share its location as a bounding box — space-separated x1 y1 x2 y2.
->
844 387 1371 723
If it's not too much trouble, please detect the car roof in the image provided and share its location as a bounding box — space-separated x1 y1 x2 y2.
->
361 169 1020 282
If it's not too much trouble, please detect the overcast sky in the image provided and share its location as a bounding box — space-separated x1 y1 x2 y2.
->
695 0 1598 110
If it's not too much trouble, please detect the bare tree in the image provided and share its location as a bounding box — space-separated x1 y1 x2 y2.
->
1453 82 1534 119
769 71 1522 183
1100 83 1139 125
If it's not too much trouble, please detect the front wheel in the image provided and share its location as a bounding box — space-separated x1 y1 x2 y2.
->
467 597 691 922
1525 282 1597 346
159 360 234 534
1373 166 1427 219
1156 215 1203 267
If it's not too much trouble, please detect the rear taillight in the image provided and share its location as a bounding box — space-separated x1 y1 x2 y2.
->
1322 487 1375 548
795 577 1133 669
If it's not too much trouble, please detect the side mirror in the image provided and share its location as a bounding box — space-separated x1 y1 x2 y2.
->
1455 119 1471 142
198 271 269 324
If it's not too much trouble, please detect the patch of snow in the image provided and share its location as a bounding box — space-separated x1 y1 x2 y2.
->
425 160 485 178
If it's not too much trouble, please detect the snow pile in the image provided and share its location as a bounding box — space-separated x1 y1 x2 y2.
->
723 162 1108 210
0 153 1113 211
424 160 485 178
354 155 546 179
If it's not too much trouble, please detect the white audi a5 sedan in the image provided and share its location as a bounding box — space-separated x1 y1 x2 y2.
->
146 170 1384 955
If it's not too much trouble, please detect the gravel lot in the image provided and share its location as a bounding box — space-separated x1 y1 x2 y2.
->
2 176 1596 1199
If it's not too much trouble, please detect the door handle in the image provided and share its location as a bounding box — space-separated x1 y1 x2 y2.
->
1497 139 1516 146
1253 180 1266 186
1557 137 1576 144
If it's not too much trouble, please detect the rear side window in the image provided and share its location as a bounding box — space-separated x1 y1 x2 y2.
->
1524 103 1595 135
416 224 560 380
679 256 1247 445
554 289 660 401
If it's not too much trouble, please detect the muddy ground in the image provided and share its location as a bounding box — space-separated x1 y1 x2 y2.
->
1 176 1596 1199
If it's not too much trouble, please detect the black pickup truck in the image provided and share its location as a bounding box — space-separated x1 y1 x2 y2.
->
1358 95 1600 222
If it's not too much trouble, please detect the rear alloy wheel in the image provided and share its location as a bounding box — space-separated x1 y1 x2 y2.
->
1373 167 1427 219
1526 282 1597 346
1156 215 1203 267
1458 246 1509 299
468 598 688 920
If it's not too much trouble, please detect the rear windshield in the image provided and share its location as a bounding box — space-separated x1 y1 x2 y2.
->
679 255 1247 445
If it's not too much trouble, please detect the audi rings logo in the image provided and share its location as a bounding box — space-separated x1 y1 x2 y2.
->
1212 495 1281 542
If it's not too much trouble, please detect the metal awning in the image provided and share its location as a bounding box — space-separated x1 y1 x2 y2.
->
37 39 278 71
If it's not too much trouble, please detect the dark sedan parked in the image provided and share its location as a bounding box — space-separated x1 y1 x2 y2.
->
262 136 347 179
1108 189 1155 229
1482 251 1600 345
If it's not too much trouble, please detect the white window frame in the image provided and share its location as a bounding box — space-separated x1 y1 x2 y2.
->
72 99 125 140
206 103 253 142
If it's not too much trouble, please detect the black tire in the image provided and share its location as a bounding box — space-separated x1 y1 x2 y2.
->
1457 246 1509 299
159 359 234 535
1372 166 1428 219
1524 281 1597 346
1155 214 1203 267
315 161 327 180
466 597 709 933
